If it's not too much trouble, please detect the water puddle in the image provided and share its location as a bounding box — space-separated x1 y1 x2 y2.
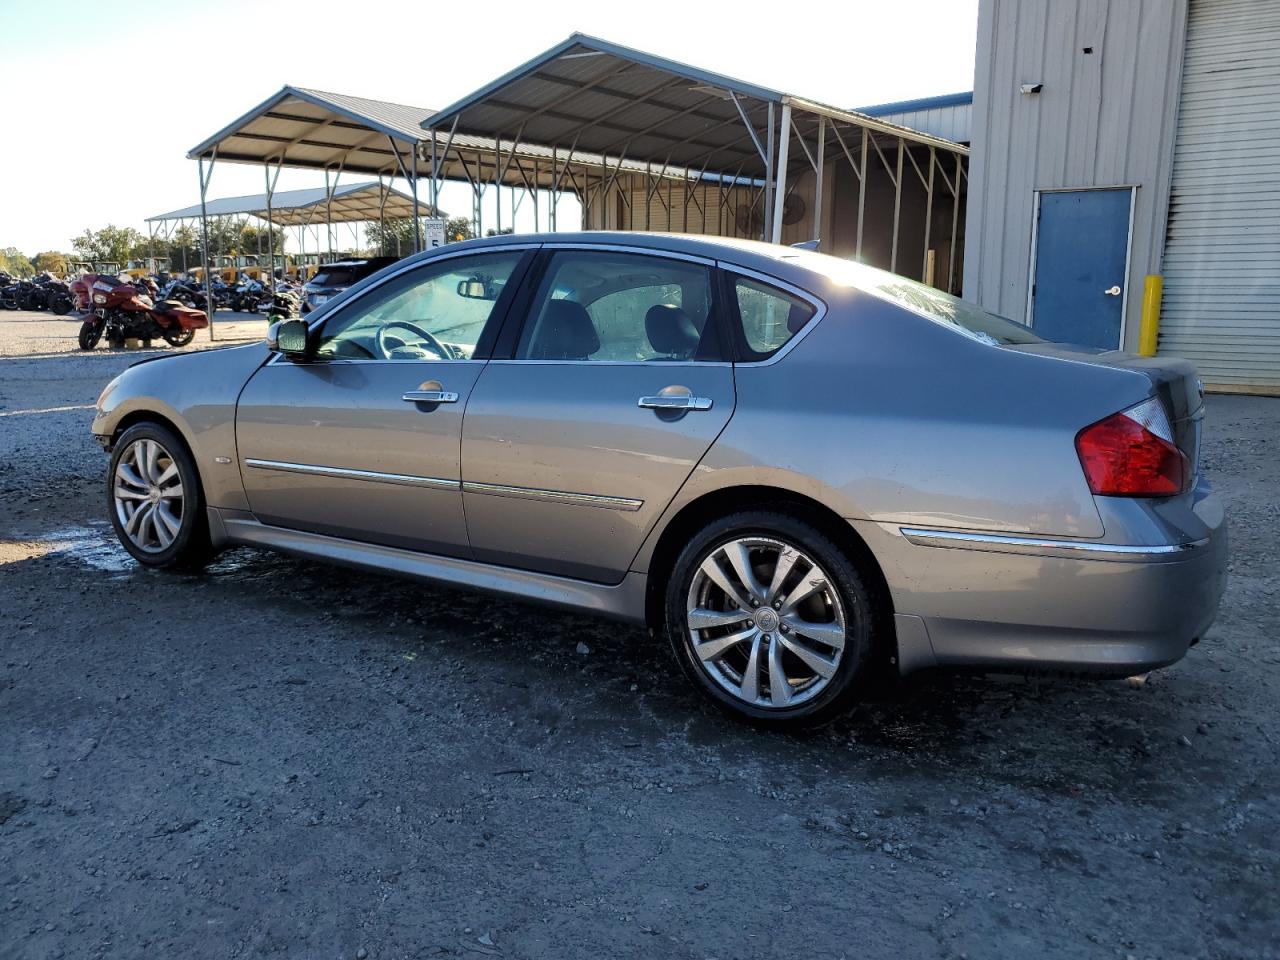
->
38 524 136 576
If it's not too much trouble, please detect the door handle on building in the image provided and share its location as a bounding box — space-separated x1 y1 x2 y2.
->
1104 285 1122 296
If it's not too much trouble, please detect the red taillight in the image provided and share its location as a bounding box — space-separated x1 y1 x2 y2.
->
1075 398 1187 497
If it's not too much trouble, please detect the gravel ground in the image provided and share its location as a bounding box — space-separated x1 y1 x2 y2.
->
1 309 1277 960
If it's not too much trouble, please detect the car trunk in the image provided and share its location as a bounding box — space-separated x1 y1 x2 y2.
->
1008 343 1204 478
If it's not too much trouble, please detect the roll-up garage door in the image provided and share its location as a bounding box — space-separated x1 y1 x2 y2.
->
1161 0 1280 390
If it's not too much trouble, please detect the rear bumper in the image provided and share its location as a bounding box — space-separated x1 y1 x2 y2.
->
854 482 1228 676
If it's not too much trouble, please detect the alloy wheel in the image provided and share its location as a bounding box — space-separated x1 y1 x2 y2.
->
112 438 185 553
685 536 848 710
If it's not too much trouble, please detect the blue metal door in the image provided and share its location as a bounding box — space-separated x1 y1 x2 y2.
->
1031 189 1131 349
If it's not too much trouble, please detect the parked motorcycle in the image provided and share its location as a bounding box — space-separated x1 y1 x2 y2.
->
0 275 21 310
264 289 300 323
39 275 75 315
157 277 223 312
70 274 208 349
230 277 265 313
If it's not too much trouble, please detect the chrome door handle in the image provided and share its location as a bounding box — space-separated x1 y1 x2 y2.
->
402 390 459 403
1104 285 1122 296
638 395 713 411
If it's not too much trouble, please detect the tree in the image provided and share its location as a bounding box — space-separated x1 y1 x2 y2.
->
366 217 474 254
0 247 34 277
31 251 69 276
446 217 475 243
365 218 414 255
72 225 144 266
163 224 201 274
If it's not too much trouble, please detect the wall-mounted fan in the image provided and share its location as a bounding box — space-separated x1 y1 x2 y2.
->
734 203 764 237
782 193 806 226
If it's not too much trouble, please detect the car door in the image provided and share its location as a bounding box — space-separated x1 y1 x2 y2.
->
460 246 736 583
235 248 532 556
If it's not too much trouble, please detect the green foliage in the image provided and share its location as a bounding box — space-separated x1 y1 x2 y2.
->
72 225 144 267
0 247 34 277
447 217 475 243
32 251 69 276
365 218 415 255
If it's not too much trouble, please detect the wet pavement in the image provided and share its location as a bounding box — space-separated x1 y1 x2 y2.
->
1 310 1277 959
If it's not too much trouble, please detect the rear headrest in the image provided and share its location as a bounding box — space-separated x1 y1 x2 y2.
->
531 299 599 359
645 303 700 358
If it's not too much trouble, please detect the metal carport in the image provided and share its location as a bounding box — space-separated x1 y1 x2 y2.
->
145 181 442 274
421 34 971 291
187 83 705 329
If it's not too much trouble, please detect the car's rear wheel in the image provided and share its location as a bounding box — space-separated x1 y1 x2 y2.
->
108 423 213 569
664 510 879 727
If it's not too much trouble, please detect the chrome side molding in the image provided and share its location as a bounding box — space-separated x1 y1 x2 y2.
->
463 481 643 512
899 526 1208 562
243 458 459 491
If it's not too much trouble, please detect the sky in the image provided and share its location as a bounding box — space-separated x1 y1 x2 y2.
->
0 0 979 256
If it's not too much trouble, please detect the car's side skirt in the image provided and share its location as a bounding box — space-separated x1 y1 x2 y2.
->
210 510 650 623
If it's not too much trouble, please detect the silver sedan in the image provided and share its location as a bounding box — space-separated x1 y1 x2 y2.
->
92 233 1227 725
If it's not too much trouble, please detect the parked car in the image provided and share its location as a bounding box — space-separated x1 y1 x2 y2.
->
300 256 399 313
91 233 1227 726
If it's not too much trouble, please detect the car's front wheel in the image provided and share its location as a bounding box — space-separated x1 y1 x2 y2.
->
108 423 212 569
664 510 880 727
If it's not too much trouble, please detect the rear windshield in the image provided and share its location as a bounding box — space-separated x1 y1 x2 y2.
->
310 267 360 287
790 253 1044 346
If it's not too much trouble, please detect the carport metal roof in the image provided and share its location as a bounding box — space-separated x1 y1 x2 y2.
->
146 181 441 227
422 33 968 180
186 84 667 188
420 33 969 246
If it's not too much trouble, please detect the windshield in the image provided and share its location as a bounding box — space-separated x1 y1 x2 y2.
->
310 267 360 287
789 252 1044 346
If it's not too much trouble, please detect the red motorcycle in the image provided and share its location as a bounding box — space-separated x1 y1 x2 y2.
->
70 274 208 350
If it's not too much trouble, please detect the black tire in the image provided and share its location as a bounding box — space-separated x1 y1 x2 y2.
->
662 509 882 728
162 327 194 347
78 320 103 350
50 293 73 315
107 422 214 570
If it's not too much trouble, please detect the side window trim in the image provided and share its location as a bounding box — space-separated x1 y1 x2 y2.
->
494 248 730 364
302 248 537 364
716 263 828 366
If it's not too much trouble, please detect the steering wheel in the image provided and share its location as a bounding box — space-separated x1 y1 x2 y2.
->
375 320 448 360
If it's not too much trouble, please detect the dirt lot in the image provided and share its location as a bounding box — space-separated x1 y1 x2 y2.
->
1 310 1277 960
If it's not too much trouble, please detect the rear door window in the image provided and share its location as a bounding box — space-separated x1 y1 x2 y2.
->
514 251 723 362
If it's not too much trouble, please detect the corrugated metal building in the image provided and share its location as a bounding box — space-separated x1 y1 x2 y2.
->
857 92 973 145
965 0 1280 393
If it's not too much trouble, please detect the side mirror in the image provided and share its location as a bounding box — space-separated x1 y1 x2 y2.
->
267 319 310 359
456 277 495 300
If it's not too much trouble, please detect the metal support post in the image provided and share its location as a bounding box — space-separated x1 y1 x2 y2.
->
264 158 281 294
411 147 421 252
891 138 903 274
770 103 791 244
857 128 868 260
197 154 216 341
813 117 825 244
764 103 775 242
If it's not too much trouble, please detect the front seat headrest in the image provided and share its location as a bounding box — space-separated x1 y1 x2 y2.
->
532 299 599 360
644 303 700 358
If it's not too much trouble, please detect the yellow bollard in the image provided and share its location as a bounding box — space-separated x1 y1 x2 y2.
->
1139 275 1163 357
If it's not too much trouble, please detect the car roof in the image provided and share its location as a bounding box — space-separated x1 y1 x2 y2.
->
415 231 844 290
